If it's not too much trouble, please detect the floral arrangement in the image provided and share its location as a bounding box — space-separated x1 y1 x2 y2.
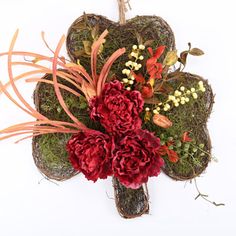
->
0 12 223 218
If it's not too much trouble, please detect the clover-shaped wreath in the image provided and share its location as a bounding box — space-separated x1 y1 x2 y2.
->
0 1 223 219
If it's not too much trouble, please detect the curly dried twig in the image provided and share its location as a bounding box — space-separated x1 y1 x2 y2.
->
194 178 225 207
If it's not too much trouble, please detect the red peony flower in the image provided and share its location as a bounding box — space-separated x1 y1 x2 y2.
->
112 129 164 189
66 130 113 182
90 80 144 136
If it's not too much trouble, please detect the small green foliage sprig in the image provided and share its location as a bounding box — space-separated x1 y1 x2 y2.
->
159 132 209 164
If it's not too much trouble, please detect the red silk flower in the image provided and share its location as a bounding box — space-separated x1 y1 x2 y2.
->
182 132 192 142
141 83 153 98
158 144 179 163
112 129 164 189
66 130 113 182
90 80 144 136
146 46 165 79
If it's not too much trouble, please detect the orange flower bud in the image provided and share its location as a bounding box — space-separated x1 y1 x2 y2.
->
182 131 192 142
153 114 172 128
141 84 153 98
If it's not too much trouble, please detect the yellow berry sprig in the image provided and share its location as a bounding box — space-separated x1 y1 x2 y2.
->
145 81 206 115
122 44 145 90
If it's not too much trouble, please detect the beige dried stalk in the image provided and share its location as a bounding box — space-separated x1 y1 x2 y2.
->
117 0 131 25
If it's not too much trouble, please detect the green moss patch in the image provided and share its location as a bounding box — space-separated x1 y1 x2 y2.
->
32 72 103 180
33 133 75 181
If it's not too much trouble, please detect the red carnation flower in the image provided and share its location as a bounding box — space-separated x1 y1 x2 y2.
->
90 80 144 136
66 130 113 182
112 129 164 189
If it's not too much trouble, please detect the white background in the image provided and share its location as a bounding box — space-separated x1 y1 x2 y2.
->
0 0 235 235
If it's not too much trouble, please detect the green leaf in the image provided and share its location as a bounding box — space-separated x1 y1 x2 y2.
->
189 48 204 56
71 21 87 30
163 50 178 66
135 32 143 45
144 39 154 47
144 111 151 123
144 97 161 105
179 50 189 66
154 82 174 94
74 49 86 57
91 25 100 40
82 41 92 55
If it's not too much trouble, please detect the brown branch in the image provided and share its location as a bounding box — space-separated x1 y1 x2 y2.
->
194 178 225 207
